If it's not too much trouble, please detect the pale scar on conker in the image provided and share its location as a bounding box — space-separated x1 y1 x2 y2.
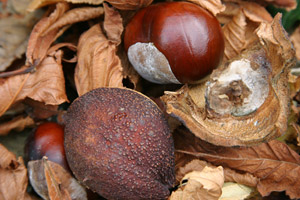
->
64 87 175 200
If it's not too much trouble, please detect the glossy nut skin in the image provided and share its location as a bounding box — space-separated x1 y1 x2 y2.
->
26 122 69 170
124 1 225 84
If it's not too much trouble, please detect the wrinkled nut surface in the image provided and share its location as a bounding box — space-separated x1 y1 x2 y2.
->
64 87 175 199
161 15 296 146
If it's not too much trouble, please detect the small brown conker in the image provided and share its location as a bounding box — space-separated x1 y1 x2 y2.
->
124 1 224 84
64 87 175 200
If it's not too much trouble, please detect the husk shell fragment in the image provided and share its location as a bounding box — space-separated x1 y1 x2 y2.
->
161 14 296 146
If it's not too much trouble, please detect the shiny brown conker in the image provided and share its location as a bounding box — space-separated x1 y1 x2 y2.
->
124 1 224 84
26 122 69 170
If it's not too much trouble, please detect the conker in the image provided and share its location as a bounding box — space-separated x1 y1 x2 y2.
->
124 1 225 84
64 87 175 200
25 122 69 170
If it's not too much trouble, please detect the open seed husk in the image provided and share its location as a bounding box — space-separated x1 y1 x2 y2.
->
161 14 296 146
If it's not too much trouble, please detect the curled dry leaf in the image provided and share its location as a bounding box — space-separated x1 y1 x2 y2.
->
256 0 297 10
217 1 272 25
74 4 124 96
106 0 152 10
174 128 300 199
24 98 59 120
222 9 247 61
220 182 253 200
28 158 87 200
176 159 258 188
219 1 272 61
186 0 225 16
170 166 224 200
27 0 103 12
0 11 43 72
0 144 32 200
0 115 34 135
0 50 68 117
161 14 296 146
26 2 104 67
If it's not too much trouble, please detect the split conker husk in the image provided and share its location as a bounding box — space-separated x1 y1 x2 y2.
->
64 87 175 200
124 1 224 84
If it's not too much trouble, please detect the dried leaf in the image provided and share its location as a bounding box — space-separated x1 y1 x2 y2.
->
291 25 300 60
0 115 34 135
222 9 247 61
45 6 104 36
103 3 123 44
0 11 43 72
24 98 59 120
26 3 104 67
26 2 70 67
0 144 32 200
27 0 103 12
28 158 87 200
176 159 258 188
221 0 273 23
220 182 253 200
257 0 297 10
170 166 224 200
74 8 124 96
238 1 273 23
0 50 68 116
220 1 272 61
106 0 152 10
43 158 72 200
186 0 225 16
175 128 300 199
223 167 258 188
256 14 296 76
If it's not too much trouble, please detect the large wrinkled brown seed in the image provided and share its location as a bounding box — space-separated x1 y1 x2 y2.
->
64 87 175 200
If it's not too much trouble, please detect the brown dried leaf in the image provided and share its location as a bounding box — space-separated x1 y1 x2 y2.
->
44 158 72 200
176 159 258 188
256 0 297 10
0 11 43 72
220 1 272 61
220 182 253 200
220 0 273 23
28 158 87 200
256 14 296 76
186 0 225 16
0 144 32 200
106 0 152 10
24 98 59 120
26 2 69 67
103 3 123 44
74 7 124 96
45 6 104 36
26 3 104 67
291 25 300 61
170 166 224 200
174 128 300 199
0 50 68 116
238 1 273 23
27 0 103 12
0 115 34 135
222 9 247 61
